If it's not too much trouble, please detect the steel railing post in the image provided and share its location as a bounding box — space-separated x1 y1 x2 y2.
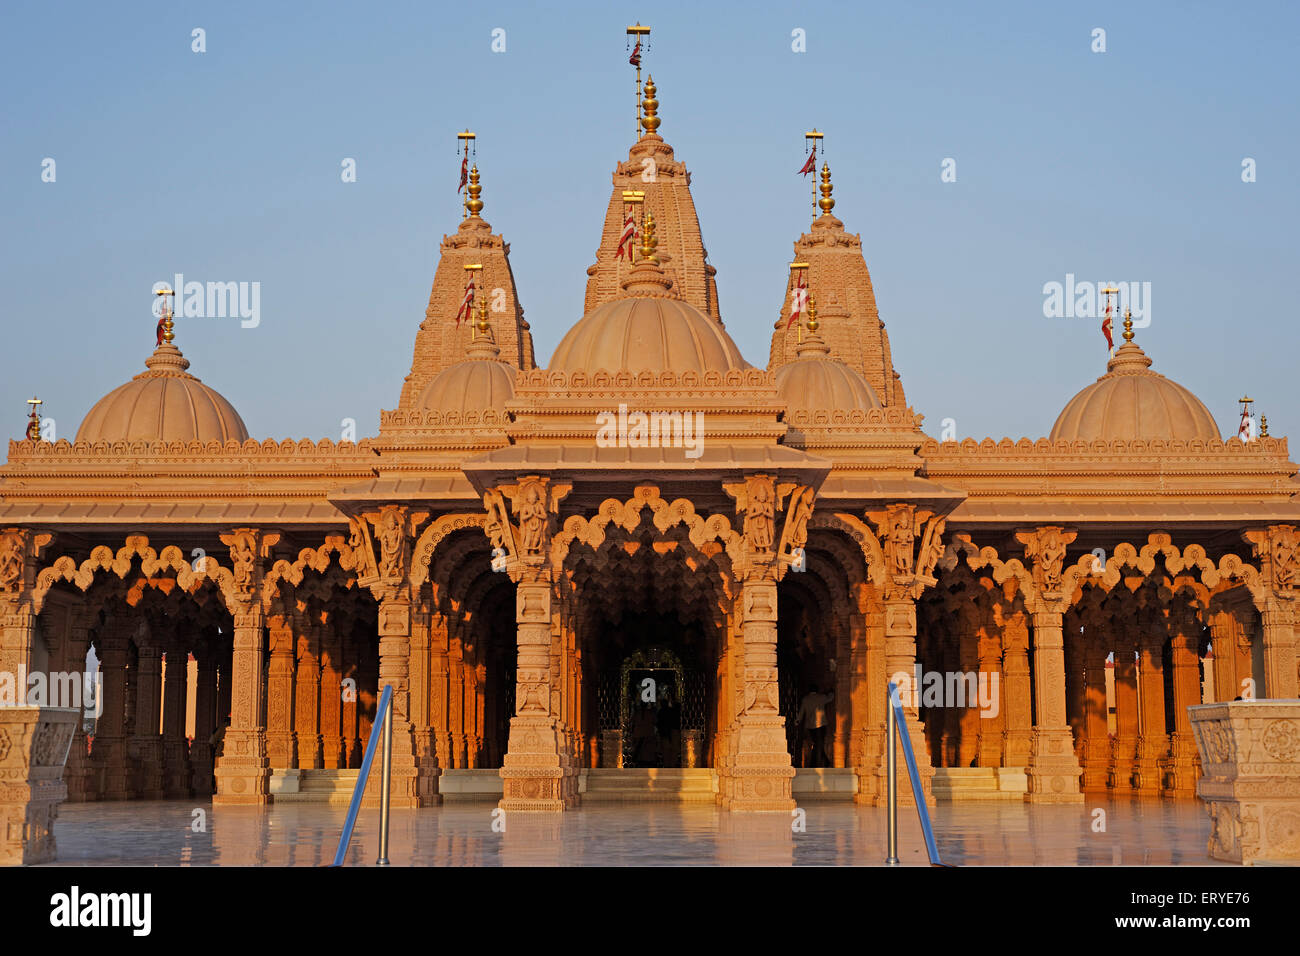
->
886 680 899 865
376 695 393 865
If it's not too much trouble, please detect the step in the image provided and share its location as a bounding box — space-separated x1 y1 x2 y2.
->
580 768 718 802
932 766 1027 802
792 768 859 799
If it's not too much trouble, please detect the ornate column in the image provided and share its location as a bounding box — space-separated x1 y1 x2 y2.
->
448 635 466 768
408 598 439 801
975 598 1005 768
264 608 297 771
1110 622 1139 793
129 638 165 799
1081 626 1111 791
997 588 1033 769
318 617 345 770
1018 527 1084 803
213 528 279 805
91 617 131 801
191 636 218 796
294 609 322 770
350 505 435 808
1245 526 1300 699
54 601 94 803
956 608 981 768
161 636 191 797
1207 605 1250 703
1132 609 1168 798
429 611 452 771
340 629 360 767
868 503 944 806
1166 603 1203 798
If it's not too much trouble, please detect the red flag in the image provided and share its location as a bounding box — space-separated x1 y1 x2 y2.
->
458 155 468 193
1101 313 1113 350
787 272 807 329
629 39 641 67
455 278 475 326
1238 408 1252 442
798 146 816 177
616 212 637 259
156 315 166 347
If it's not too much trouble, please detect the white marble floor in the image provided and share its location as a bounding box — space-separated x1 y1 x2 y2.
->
42 797 1225 866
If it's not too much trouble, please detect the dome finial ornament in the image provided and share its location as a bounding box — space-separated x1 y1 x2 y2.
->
640 75 660 136
627 23 651 140
466 164 484 218
1122 306 1134 343
154 287 177 347
24 396 42 441
1261 414 1269 437
818 163 835 217
640 211 659 264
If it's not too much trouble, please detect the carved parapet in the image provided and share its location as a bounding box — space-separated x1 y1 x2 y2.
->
1191 700 1300 864
0 706 79 865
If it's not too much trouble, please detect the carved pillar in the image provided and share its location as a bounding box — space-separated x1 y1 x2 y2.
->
1166 604 1203 798
448 635 466 768
161 638 191 797
975 602 1005 768
365 589 423 808
318 619 344 770
264 611 297 771
1110 624 1139 793
500 566 576 810
999 599 1033 768
294 612 322 770
1245 525 1300 699
407 599 439 802
430 611 452 771
130 640 165 799
1016 527 1083 803
1026 605 1084 802
488 477 578 811
90 619 131 801
1132 616 1168 798
956 609 981 768
191 639 217 796
340 629 360 768
0 529 54 687
1065 610 1087 764
1207 607 1249 703
55 603 94 803
1081 627 1111 791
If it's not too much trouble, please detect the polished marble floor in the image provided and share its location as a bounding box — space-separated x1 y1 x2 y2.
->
43 797 1225 866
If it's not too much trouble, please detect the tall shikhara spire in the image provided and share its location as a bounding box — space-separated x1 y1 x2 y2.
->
585 75 723 323
768 161 907 406
396 157 535 411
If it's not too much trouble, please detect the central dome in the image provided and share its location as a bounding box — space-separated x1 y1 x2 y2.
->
549 297 747 374
774 331 881 416
549 258 746 374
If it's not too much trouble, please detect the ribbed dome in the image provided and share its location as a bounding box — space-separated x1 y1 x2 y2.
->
549 259 747 374
1050 338 1220 443
76 344 249 444
774 333 881 416
416 336 516 415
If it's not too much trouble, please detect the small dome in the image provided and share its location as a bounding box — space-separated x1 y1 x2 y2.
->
416 332 515 415
1050 338 1220 443
774 334 881 416
76 344 249 444
549 260 747 374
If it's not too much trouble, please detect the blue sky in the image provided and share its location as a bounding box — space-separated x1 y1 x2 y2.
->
2 0 1296 443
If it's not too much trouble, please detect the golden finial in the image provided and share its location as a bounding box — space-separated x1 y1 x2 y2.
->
475 293 490 338
466 164 484 217
1260 415 1269 437
807 293 819 333
640 75 660 136
1122 306 1134 343
818 163 835 216
640 211 659 264
155 288 176 344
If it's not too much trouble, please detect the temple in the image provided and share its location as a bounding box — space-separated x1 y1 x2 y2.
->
1 54 1297 843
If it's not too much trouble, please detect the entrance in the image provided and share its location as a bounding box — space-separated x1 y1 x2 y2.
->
597 637 709 768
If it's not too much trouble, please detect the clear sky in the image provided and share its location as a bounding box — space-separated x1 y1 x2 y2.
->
3 0 1296 444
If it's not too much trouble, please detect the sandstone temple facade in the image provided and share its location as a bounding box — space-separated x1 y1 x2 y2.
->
2 71 1297 822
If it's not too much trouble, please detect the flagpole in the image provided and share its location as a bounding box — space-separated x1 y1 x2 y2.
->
805 129 823 221
627 24 650 141
457 130 476 218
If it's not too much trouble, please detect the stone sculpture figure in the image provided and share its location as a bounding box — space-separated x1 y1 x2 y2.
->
379 510 404 579
744 479 775 553
519 484 547 556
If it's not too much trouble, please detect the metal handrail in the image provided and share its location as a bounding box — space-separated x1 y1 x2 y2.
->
329 683 394 867
885 680 948 866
